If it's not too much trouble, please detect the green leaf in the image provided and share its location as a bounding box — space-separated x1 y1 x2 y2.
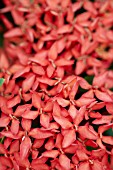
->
86 146 97 151
0 78 5 86
108 63 113 70
110 88 113 91
84 75 94 85
30 0 34 2
78 86 87 93
0 137 5 144
103 128 113 137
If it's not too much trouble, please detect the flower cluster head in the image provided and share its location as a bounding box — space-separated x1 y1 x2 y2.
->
0 0 113 169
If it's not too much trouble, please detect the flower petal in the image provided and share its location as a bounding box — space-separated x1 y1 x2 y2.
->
20 136 32 160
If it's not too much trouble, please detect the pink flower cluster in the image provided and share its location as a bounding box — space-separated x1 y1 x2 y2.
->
0 0 113 169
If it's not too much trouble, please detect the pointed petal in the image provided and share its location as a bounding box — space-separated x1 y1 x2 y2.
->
62 129 76 148
74 106 86 126
76 149 89 161
0 116 10 127
9 140 19 154
59 154 70 170
48 42 58 60
7 95 21 108
106 103 113 114
20 136 32 159
11 119 19 135
53 115 72 129
92 116 113 124
78 162 90 170
22 110 39 120
40 114 50 128
21 118 31 131
32 65 45 75
32 92 41 109
78 126 98 140
102 136 113 145
22 74 35 92
56 97 70 107
42 150 59 158
29 128 54 139
4 28 23 38
93 72 107 88
91 160 103 170
0 143 7 154
95 90 112 102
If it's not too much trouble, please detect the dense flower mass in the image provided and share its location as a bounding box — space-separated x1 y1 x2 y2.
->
0 0 113 169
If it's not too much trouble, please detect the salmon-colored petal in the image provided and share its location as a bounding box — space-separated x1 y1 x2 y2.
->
48 42 58 60
33 139 45 149
91 160 103 170
92 115 113 124
0 143 7 154
45 137 55 150
57 25 72 34
14 152 30 168
62 129 76 148
53 115 72 129
102 136 113 145
20 136 32 160
9 140 19 154
55 134 63 149
75 60 86 75
98 123 113 135
13 66 30 79
11 9 24 25
68 105 78 119
69 81 79 100
42 150 59 158
4 79 15 94
31 163 49 170
61 0 70 8
59 154 70 170
29 128 54 139
40 114 50 128
75 97 95 107
55 58 74 67
22 110 39 120
7 95 21 108
32 149 39 159
78 77 92 90
78 162 90 170
78 125 98 140
4 28 23 38
76 149 89 161
56 97 70 107
91 149 106 158
21 118 32 131
74 106 86 126
32 92 41 109
0 116 10 127
84 1 97 15
93 72 108 88
89 111 102 119
22 74 35 92
47 64 55 78
0 156 13 168
14 104 32 117
11 119 19 135
106 103 113 115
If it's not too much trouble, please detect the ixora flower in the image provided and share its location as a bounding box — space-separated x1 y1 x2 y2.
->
0 0 113 169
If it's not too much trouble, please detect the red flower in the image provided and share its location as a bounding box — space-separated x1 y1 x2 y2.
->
0 0 113 169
